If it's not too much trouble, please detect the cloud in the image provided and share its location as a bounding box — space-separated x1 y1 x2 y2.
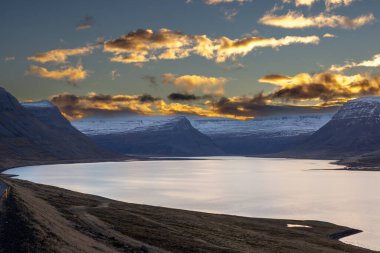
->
282 0 318 7
325 0 353 10
50 92 250 120
212 95 336 118
283 0 354 10
204 34 320 62
50 92 161 119
26 64 88 83
258 72 380 103
76 16 94 30
259 11 375 29
104 29 193 64
330 53 380 72
104 28 320 64
323 33 337 38
204 0 251 4
162 73 228 96
3 56 15 62
27 46 94 63
167 93 200 101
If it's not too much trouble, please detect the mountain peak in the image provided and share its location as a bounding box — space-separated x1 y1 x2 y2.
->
171 116 193 130
0 86 23 112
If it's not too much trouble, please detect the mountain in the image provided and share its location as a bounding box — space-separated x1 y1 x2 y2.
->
189 114 333 155
75 116 224 156
287 97 380 159
73 113 332 156
0 87 110 169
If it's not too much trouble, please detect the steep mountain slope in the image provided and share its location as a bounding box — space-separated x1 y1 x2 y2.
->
87 116 224 156
0 87 110 169
288 97 380 159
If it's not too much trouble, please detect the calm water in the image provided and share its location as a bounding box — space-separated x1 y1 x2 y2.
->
6 157 380 251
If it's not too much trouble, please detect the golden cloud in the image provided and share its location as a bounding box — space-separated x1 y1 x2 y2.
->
323 33 337 38
104 28 320 64
330 53 380 72
162 73 228 96
26 65 88 83
259 11 374 29
283 0 353 9
259 72 380 103
27 46 94 63
50 92 251 120
208 35 320 62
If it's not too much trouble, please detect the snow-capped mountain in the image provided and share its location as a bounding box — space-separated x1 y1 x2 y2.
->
73 113 333 138
87 116 224 156
72 112 333 156
287 97 380 159
73 115 188 136
332 97 380 120
190 114 333 138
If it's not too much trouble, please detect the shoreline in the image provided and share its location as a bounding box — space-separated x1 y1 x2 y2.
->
0 176 374 253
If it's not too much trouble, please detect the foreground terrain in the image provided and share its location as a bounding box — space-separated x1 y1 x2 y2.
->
0 176 373 253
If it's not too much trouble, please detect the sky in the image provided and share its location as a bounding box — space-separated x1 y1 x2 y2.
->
1 0 380 120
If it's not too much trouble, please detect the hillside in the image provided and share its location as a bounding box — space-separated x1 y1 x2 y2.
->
86 116 224 156
285 97 380 159
0 87 112 169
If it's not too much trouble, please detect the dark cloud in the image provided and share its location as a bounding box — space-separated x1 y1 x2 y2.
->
259 72 380 103
139 94 161 102
168 93 199 101
167 93 216 101
214 96 338 118
50 93 162 119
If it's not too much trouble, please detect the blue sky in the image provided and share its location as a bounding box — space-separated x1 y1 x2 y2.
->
1 0 380 119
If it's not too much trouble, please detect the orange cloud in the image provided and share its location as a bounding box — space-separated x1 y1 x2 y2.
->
259 11 374 29
27 46 94 63
330 53 380 72
283 0 353 10
50 92 251 120
207 35 320 62
162 73 228 96
259 72 380 103
26 65 88 83
104 28 320 64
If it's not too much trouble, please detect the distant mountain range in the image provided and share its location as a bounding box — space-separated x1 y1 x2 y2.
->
0 87 110 169
73 113 333 156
